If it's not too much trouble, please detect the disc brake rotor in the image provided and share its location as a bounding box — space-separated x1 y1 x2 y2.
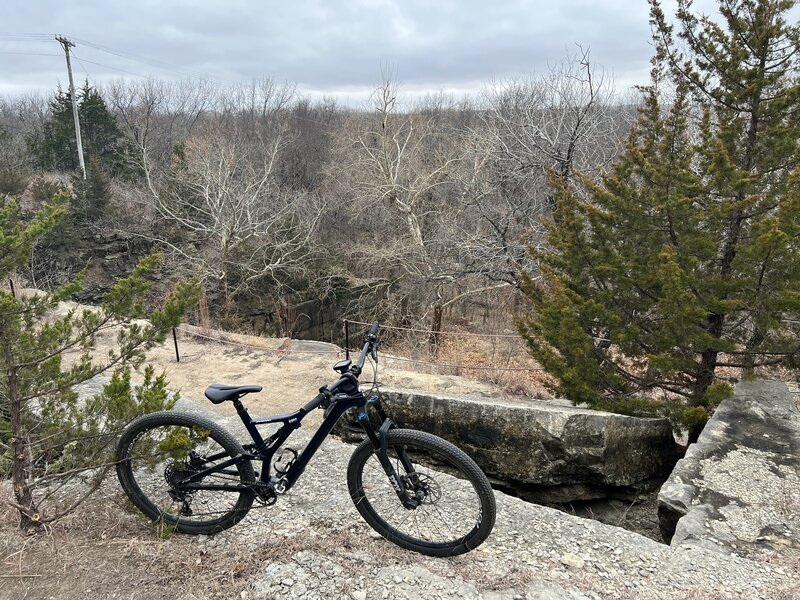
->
408 472 441 504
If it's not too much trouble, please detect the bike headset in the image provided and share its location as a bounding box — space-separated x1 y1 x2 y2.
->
308 321 380 409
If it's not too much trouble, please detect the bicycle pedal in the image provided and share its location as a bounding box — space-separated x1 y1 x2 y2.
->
256 494 278 507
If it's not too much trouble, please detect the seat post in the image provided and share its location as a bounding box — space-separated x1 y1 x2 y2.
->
232 397 253 426
232 397 246 415
232 396 262 446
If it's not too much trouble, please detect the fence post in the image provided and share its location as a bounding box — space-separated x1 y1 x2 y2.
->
172 327 180 362
344 319 350 359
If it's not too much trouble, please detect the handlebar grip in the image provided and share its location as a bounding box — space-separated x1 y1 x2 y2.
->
369 321 380 336
303 392 328 413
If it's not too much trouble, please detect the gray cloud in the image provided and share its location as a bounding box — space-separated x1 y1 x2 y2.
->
1 0 665 101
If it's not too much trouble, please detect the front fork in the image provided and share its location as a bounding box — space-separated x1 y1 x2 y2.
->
356 395 420 509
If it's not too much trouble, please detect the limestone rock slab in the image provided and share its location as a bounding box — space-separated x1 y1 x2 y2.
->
657 380 800 562
336 389 678 502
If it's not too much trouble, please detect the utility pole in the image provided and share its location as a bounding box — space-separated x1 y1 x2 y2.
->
55 35 86 179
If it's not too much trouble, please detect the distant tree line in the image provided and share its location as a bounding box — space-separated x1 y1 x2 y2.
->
0 50 628 336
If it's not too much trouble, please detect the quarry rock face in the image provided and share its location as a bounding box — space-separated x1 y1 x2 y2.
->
336 389 679 502
658 380 800 561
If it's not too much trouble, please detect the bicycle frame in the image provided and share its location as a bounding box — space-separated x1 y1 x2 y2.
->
179 390 402 499
238 391 368 490
118 321 495 556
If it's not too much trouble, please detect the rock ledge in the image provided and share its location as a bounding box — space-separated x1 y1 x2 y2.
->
658 380 800 562
336 388 679 503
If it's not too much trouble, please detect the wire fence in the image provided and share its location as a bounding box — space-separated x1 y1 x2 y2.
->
341 319 545 375
174 318 799 394
174 321 546 375
175 325 342 356
345 319 522 339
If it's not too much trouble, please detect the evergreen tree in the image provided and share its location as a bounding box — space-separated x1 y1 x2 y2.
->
30 82 128 176
519 0 800 440
30 88 75 172
0 192 198 531
71 155 111 222
77 83 129 175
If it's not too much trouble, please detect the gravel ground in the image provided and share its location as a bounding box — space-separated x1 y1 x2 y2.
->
162 397 798 600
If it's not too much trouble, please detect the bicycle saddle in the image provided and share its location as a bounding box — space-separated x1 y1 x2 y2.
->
204 384 263 404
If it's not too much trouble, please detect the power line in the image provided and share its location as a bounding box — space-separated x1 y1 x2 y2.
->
2 32 311 99
71 54 92 83
0 32 53 40
0 33 197 80
70 53 150 79
0 40 54 46
0 32 179 78
71 37 195 78
0 51 60 57
70 35 246 85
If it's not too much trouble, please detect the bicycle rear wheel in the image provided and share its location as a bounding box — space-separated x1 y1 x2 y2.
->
116 411 255 535
347 429 496 556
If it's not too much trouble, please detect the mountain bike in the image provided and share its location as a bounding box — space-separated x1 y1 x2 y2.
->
115 322 496 556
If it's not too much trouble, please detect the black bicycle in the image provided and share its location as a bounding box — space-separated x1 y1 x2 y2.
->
115 322 496 556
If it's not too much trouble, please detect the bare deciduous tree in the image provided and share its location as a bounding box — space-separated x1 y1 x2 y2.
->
106 78 321 314
483 48 622 206
105 77 217 195
453 49 628 290
330 78 515 350
155 121 321 309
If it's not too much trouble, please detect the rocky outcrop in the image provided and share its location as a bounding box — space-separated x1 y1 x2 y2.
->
335 389 680 503
47 378 797 599
28 229 152 303
658 380 800 561
195 395 794 600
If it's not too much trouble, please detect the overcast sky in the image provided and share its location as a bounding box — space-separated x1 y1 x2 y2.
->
1 0 717 106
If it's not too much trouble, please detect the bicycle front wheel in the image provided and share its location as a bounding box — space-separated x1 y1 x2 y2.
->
116 411 255 535
347 429 496 556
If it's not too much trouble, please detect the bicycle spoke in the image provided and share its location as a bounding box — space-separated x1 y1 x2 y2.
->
122 421 252 530
356 446 483 545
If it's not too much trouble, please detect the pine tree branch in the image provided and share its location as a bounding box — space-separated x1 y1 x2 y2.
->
18 335 159 403
12 319 118 370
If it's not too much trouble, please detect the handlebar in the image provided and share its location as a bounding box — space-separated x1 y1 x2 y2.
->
353 321 380 375
302 391 329 413
303 321 380 412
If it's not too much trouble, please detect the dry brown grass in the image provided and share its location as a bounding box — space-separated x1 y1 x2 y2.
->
0 484 260 600
434 333 558 399
378 304 557 400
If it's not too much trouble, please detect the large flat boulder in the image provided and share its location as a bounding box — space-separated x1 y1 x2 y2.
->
335 389 679 502
658 380 800 561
